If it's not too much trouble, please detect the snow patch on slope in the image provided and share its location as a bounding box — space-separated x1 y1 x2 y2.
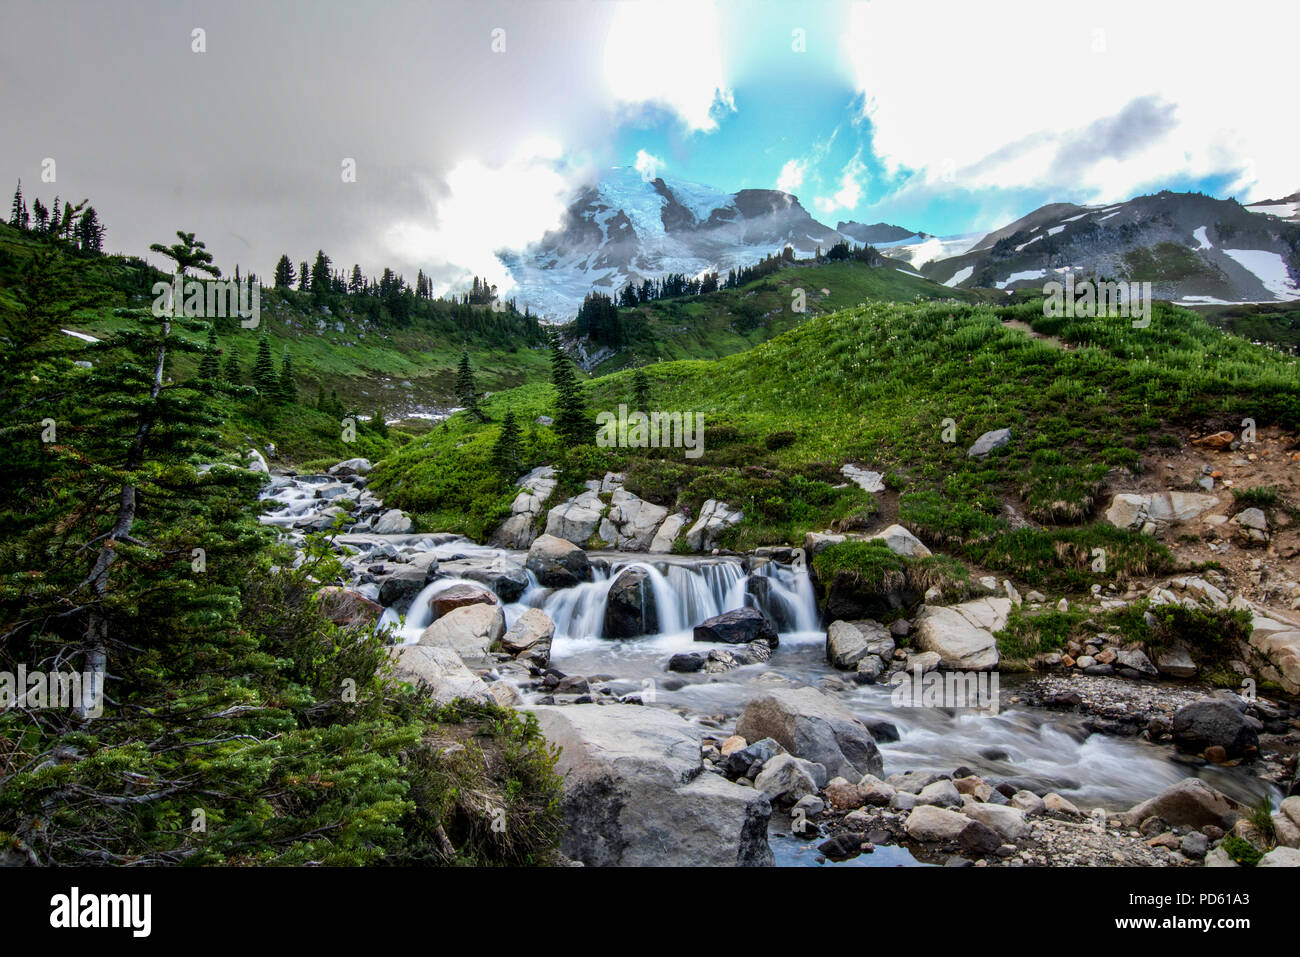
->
945 265 974 287
1221 249 1300 300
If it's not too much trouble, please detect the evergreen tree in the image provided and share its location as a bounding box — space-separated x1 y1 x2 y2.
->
349 264 363 293
277 349 296 403
311 250 332 295
274 254 296 289
76 206 103 253
455 350 487 421
298 261 310 291
252 333 277 397
199 326 221 384
31 198 48 235
63 231 232 724
223 346 241 384
9 179 27 229
150 229 221 280
548 331 588 444
490 408 522 480
633 367 651 410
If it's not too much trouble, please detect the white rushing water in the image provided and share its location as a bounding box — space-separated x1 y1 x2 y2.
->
507 556 818 646
261 469 1279 816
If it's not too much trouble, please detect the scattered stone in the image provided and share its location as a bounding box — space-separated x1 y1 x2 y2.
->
967 428 1012 459
905 805 971 842
429 582 498 619
735 687 883 779
753 754 823 805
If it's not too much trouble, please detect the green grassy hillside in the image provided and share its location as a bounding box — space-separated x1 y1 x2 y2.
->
374 297 1299 590
581 259 988 373
0 221 551 463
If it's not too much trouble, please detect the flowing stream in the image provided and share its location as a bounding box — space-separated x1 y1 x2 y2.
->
420 549 1273 811
259 475 1277 831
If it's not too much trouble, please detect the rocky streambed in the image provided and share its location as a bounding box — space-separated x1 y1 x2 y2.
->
256 459 1300 868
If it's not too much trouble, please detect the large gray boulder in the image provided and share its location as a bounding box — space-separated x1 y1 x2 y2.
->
962 803 1031 841
825 619 894 670
372 508 414 534
531 704 773 866
603 566 659 639
1105 491 1219 530
436 556 529 603
499 607 555 667
648 514 688 553
492 466 557 548
598 489 669 551
1258 847 1300 867
912 598 1006 671
1154 644 1198 679
329 457 372 475
735 686 883 779
428 581 498 619
1121 778 1240 829
1249 628 1300 695
377 565 432 613
684 499 744 551
417 603 507 665
869 524 932 557
545 489 605 545
752 754 824 805
388 645 492 705
1171 700 1258 757
526 533 593 588
905 805 971 841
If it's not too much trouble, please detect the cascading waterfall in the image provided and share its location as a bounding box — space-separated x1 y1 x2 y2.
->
510 557 816 642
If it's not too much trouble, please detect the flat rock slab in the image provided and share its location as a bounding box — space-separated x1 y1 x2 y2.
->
530 704 773 867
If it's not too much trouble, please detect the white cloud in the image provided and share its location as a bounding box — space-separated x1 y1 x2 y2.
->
386 140 583 295
814 154 868 215
843 0 1300 203
604 0 734 132
776 159 806 194
635 149 664 181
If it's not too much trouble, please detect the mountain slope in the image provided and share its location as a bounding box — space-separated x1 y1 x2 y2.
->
499 167 849 320
374 294 1299 556
576 256 987 374
916 191 1300 303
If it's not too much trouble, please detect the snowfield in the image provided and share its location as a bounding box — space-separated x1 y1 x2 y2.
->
996 269 1047 289
944 265 974 287
1221 249 1300 300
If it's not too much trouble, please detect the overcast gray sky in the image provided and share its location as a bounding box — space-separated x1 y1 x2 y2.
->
4 0 1295 299
1 0 625 290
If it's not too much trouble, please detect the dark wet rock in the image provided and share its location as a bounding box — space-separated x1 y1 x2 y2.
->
1171 700 1258 758
668 652 707 673
693 607 779 646
603 566 659 639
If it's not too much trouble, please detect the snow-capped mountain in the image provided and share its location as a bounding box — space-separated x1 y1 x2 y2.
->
909 191 1300 303
496 171 1299 317
498 167 848 319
